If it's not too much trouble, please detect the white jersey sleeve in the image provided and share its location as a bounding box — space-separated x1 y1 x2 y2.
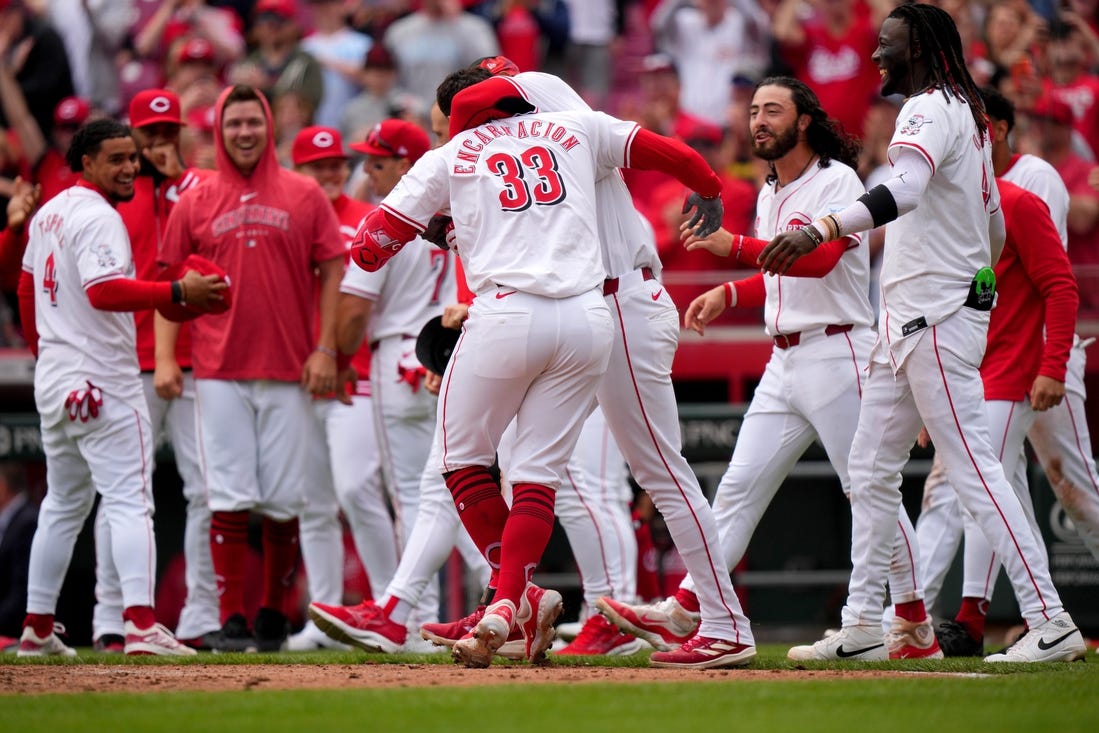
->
1002 154 1070 248
511 72 592 113
380 147 453 230
73 211 133 288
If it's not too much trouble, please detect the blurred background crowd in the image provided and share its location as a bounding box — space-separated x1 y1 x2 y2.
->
1 0 1098 345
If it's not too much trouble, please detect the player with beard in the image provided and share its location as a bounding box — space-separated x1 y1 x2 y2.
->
598 77 939 660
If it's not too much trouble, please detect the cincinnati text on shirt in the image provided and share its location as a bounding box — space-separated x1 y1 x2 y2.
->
453 120 581 174
211 204 291 237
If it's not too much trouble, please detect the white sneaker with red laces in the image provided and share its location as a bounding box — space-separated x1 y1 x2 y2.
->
517 583 563 664
553 613 642 656
420 604 526 659
453 600 516 668
17 623 77 657
308 600 407 653
124 621 197 656
886 616 943 659
595 595 699 652
649 635 756 669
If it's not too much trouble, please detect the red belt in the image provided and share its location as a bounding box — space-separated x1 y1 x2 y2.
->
773 323 853 349
603 267 654 296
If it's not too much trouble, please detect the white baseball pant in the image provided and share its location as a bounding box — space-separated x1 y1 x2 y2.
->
679 327 923 605
597 270 754 645
299 396 398 609
27 394 157 615
844 308 1063 630
92 372 219 640
194 379 311 521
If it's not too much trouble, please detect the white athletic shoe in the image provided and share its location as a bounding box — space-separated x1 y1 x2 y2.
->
983 612 1087 663
787 625 888 661
286 620 351 651
124 621 198 656
400 632 447 654
17 623 77 657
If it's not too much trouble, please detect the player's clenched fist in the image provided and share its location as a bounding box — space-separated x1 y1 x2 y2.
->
684 284 733 336
177 269 229 311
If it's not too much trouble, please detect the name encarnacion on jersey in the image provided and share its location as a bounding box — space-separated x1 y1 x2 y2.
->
453 120 581 174
211 204 291 236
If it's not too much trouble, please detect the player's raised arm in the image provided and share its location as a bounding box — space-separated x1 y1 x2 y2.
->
624 128 724 238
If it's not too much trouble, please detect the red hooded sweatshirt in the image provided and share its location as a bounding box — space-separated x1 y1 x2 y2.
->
159 87 345 381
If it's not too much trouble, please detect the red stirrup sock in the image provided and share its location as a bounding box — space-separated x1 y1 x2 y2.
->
446 466 510 571
494 482 556 605
210 510 250 624
261 516 300 615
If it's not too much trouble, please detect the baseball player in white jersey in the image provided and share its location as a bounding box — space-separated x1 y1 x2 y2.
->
337 119 482 637
16 119 224 657
912 87 1099 655
604 77 938 659
90 90 219 652
765 4 1086 663
284 125 396 651
468 64 754 668
342 75 749 669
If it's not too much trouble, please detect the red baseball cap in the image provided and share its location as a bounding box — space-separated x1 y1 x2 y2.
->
292 125 349 165
187 105 216 133
176 37 217 66
1031 96 1073 126
350 119 430 163
674 116 723 146
129 89 183 128
156 255 232 322
476 55 520 77
448 77 534 139
54 96 91 127
254 0 296 19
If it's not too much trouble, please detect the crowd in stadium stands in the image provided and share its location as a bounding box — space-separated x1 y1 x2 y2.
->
1 0 1098 648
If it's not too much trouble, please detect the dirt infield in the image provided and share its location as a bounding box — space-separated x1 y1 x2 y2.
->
0 664 912 694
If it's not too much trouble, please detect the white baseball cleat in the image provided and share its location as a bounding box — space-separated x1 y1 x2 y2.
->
17 623 77 657
595 595 699 652
124 621 198 656
452 600 515 669
983 612 1087 663
787 625 888 661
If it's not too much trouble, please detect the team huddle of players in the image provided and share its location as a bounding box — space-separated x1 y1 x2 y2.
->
12 3 1096 668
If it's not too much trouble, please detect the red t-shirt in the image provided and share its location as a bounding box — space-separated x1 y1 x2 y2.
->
1044 75 1099 161
32 149 80 207
160 89 345 381
981 180 1078 401
779 15 881 137
118 169 210 371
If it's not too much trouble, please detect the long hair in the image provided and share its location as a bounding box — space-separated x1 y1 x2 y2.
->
754 76 861 185
889 2 987 137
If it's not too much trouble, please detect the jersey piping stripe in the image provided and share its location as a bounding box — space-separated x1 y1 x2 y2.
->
931 324 1049 621
896 518 919 595
621 125 640 169
610 291 743 642
564 466 613 584
371 359 404 536
889 141 935 176
1065 400 1099 498
380 203 428 231
842 331 862 400
134 407 156 603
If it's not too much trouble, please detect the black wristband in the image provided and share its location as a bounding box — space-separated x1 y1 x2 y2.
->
857 185 899 228
170 281 183 304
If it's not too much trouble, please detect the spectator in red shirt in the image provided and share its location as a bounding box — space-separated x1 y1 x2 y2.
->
1031 96 1099 307
1042 18 1099 161
771 0 892 138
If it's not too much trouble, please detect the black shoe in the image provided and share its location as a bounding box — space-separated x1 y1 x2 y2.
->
212 613 258 653
93 633 126 653
935 620 983 657
180 630 222 652
253 607 289 652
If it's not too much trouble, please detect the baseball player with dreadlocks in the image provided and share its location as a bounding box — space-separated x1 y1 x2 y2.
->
763 3 1086 663
595 76 937 660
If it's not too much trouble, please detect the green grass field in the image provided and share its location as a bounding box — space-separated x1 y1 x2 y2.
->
1 645 1092 733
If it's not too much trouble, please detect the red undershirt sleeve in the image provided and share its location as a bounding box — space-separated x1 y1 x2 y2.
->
627 129 722 198
732 273 766 308
17 269 37 358
85 278 173 312
733 234 850 277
